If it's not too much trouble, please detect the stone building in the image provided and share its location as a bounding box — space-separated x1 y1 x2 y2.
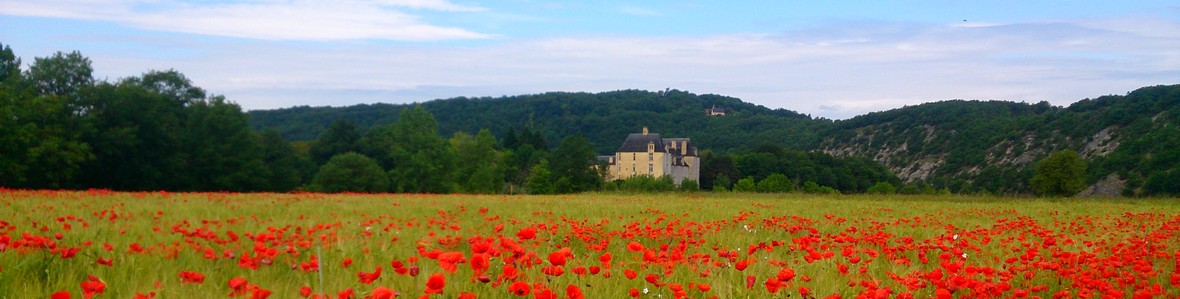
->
600 127 700 185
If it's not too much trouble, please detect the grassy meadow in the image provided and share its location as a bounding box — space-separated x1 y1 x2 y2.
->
1 190 1178 298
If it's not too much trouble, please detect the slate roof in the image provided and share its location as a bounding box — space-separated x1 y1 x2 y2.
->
663 138 697 156
616 133 665 153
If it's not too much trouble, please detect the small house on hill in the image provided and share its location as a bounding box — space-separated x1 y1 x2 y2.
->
707 105 727 116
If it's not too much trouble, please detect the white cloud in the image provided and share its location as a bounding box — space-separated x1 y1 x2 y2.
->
0 0 491 41
37 9 1180 119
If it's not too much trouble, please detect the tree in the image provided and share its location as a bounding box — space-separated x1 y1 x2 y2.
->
525 160 555 195
76 75 187 190
359 124 398 170
451 129 504 194
1029 150 1088 197
388 105 455 193
0 48 95 189
549 135 602 193
0 42 20 82
309 120 361 166
182 96 269 191
259 130 308 192
310 153 389 193
26 51 93 99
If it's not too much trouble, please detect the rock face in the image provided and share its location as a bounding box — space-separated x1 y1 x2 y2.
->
1077 173 1125 197
1081 126 1119 158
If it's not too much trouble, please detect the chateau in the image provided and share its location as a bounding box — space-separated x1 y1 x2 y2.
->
601 127 700 185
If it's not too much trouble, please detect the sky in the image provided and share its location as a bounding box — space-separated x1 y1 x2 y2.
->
1 0 1178 119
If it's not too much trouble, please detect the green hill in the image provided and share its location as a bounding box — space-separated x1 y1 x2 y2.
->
248 89 827 154
249 85 1180 196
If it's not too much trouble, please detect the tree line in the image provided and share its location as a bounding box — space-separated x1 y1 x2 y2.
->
0 44 906 194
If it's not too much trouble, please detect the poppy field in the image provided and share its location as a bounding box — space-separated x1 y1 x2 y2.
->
2 190 1179 299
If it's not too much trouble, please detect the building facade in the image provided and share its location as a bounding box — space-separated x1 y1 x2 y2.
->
601 127 700 185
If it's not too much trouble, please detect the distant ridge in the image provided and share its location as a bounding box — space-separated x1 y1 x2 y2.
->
248 84 1180 196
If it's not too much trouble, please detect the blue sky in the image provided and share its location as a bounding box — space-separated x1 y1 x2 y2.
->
2 0 1178 119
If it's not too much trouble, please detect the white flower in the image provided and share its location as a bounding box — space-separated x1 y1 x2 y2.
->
961 253 968 259
643 288 649 294
952 234 959 240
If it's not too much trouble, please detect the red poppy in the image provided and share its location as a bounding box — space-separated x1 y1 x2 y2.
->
697 283 712 292
934 288 952 299
458 292 476 299
516 227 537 240
370 286 396 299
80 275 106 299
507 281 530 296
626 242 645 252
358 266 381 284
547 247 570 265
735 259 750 271
337 288 354 299
776 268 796 282
566 284 584 299
228 277 249 297
179 271 205 284
624 269 638 280
300 286 313 298
425 273 445 294
52 291 71 299
764 277 783 294
252 288 272 299
470 253 490 276
533 288 557 299
437 252 466 274
644 273 663 286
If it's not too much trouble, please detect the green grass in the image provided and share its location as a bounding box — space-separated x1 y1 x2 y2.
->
1 190 1177 298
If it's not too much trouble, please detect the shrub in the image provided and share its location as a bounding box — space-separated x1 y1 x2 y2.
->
310 152 389 193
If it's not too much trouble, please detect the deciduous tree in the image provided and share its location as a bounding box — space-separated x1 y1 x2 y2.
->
1030 150 1087 197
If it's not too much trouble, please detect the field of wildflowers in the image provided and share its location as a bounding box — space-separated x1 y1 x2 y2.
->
1 189 1178 298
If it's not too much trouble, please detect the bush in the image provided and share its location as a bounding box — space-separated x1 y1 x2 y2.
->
608 175 677 192
712 176 731 191
756 173 794 193
802 181 840 195
733 176 757 192
679 179 700 192
866 182 896 194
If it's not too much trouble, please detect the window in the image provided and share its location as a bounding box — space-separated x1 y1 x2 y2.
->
632 153 636 160
648 153 653 161
648 164 653 174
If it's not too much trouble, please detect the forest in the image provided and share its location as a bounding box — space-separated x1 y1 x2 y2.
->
0 44 903 194
252 84 1180 196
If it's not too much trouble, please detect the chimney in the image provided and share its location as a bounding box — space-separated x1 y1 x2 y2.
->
642 127 649 135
